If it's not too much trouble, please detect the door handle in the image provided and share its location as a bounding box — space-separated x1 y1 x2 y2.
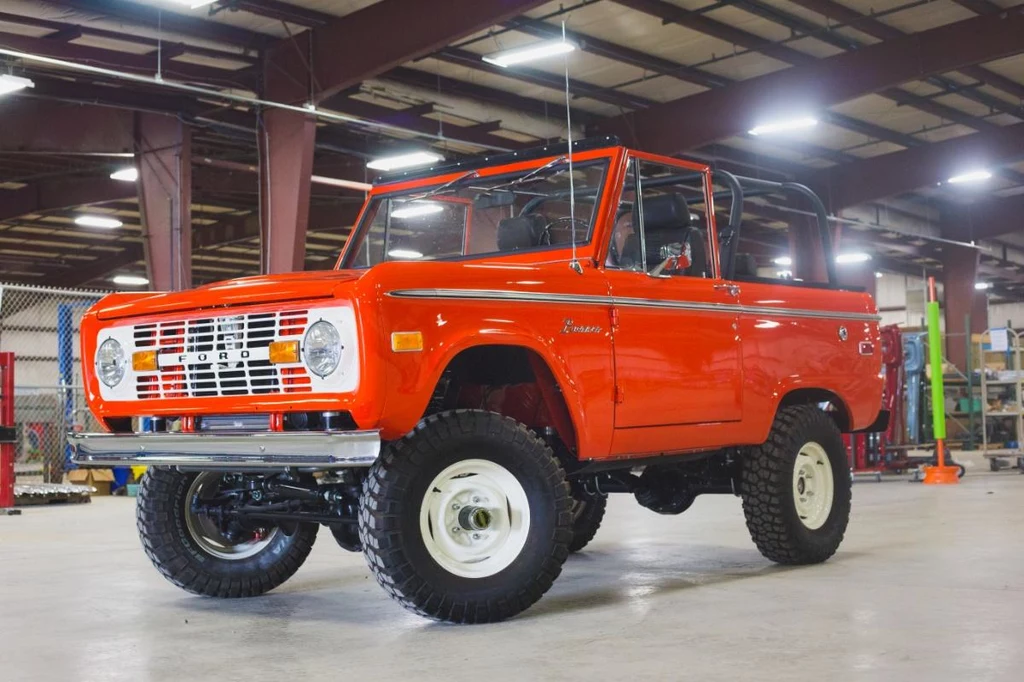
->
714 283 740 297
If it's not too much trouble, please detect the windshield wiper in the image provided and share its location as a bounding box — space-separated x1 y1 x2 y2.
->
405 170 480 202
490 155 567 191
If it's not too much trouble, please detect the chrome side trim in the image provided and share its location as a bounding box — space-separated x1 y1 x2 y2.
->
387 288 881 323
68 430 380 469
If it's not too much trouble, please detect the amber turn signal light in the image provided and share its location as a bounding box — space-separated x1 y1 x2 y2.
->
132 350 158 372
269 340 300 364
391 331 424 353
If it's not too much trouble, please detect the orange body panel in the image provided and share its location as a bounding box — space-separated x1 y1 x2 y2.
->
79 145 883 462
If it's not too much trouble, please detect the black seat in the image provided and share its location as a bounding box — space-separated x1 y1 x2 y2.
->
619 194 708 277
497 214 547 252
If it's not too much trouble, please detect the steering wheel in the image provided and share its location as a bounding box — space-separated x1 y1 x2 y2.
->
543 215 590 245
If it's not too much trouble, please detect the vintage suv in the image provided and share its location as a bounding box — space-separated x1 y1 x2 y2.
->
71 137 883 623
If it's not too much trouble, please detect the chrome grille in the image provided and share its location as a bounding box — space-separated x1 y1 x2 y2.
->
132 310 312 399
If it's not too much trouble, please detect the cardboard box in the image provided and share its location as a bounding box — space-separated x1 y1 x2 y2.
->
66 469 116 496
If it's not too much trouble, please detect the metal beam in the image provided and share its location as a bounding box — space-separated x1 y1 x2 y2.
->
45 0 269 49
0 176 135 223
807 123 1024 211
940 242 987 370
257 108 316 273
61 244 144 289
137 113 192 291
600 3 1024 152
0 30 256 90
265 0 548 103
786 0 1024 102
0 98 134 154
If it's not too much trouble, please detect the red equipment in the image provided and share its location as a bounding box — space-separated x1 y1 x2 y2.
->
1 351 18 512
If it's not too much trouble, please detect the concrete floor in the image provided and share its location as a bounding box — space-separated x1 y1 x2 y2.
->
2 467 1023 682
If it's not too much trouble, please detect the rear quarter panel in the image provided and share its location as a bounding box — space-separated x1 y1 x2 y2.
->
738 281 883 441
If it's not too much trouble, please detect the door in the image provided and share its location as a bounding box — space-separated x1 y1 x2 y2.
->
606 156 743 428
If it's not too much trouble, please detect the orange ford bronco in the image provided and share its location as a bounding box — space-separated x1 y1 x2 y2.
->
71 138 884 623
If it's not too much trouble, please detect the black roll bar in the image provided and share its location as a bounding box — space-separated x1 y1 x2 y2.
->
711 172 836 285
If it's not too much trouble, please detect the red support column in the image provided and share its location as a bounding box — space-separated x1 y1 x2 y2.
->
1 352 18 513
941 244 988 372
257 108 316 273
136 113 192 291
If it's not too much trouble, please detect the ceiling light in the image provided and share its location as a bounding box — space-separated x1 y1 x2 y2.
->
947 169 992 184
975 282 992 290
748 117 818 136
388 249 424 260
875 271 883 279
482 39 576 68
112 275 149 286
392 202 444 219
0 74 34 96
835 252 871 264
164 1 217 8
110 167 138 182
773 256 792 266
366 151 444 171
75 215 123 229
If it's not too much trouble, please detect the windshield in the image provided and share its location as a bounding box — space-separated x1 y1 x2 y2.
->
342 158 609 268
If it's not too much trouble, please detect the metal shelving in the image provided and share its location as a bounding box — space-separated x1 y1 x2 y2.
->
979 328 1023 470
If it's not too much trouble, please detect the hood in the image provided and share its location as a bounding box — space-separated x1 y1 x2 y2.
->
95 270 367 320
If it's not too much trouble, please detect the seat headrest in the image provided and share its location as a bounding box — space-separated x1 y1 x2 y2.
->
641 194 690 233
497 214 546 252
733 253 758 278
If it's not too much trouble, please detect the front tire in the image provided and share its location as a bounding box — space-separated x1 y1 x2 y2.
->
740 405 851 565
137 469 318 598
359 410 573 623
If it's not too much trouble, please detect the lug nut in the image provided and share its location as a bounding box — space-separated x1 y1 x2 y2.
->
472 533 481 540
451 527 460 534
452 503 460 510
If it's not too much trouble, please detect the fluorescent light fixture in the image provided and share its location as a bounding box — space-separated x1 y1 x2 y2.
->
391 202 444 219
875 271 884 279
0 74 34 96
366 151 444 171
482 39 576 68
835 252 871 264
975 282 992 290
109 167 138 182
773 256 793 266
388 249 425 260
112 274 149 286
75 215 123 229
947 169 992 184
165 1 217 8
748 117 818 136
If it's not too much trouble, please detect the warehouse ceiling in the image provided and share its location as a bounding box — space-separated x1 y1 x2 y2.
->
0 0 1022 299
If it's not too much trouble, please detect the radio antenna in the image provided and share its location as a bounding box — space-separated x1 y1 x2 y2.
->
563 21 582 275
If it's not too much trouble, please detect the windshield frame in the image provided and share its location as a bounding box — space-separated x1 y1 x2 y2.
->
336 146 622 269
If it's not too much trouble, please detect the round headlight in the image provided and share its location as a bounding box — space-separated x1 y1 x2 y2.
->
302 321 342 378
96 338 126 388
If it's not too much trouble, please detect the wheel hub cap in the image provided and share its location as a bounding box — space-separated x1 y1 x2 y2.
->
792 442 835 531
419 459 530 579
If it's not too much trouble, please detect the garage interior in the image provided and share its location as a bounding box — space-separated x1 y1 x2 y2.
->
1 0 1023 679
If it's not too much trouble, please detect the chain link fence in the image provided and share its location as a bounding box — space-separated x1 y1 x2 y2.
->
0 283 105 483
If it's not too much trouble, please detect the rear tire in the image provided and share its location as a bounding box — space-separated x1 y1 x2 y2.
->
740 405 851 565
137 468 318 598
359 410 573 623
568 492 606 553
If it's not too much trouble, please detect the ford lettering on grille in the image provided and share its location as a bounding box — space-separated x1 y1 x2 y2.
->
132 310 312 398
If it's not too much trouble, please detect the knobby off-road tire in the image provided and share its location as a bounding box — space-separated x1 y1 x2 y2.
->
359 410 574 624
137 468 318 598
568 492 606 553
740 405 851 565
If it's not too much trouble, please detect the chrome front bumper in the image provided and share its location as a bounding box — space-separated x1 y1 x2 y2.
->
68 430 380 470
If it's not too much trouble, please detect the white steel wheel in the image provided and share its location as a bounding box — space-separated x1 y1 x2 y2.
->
792 441 835 530
185 472 278 560
418 458 531 579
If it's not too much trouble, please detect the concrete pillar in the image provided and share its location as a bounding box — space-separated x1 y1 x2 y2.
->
942 244 988 372
257 109 317 273
136 113 192 291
